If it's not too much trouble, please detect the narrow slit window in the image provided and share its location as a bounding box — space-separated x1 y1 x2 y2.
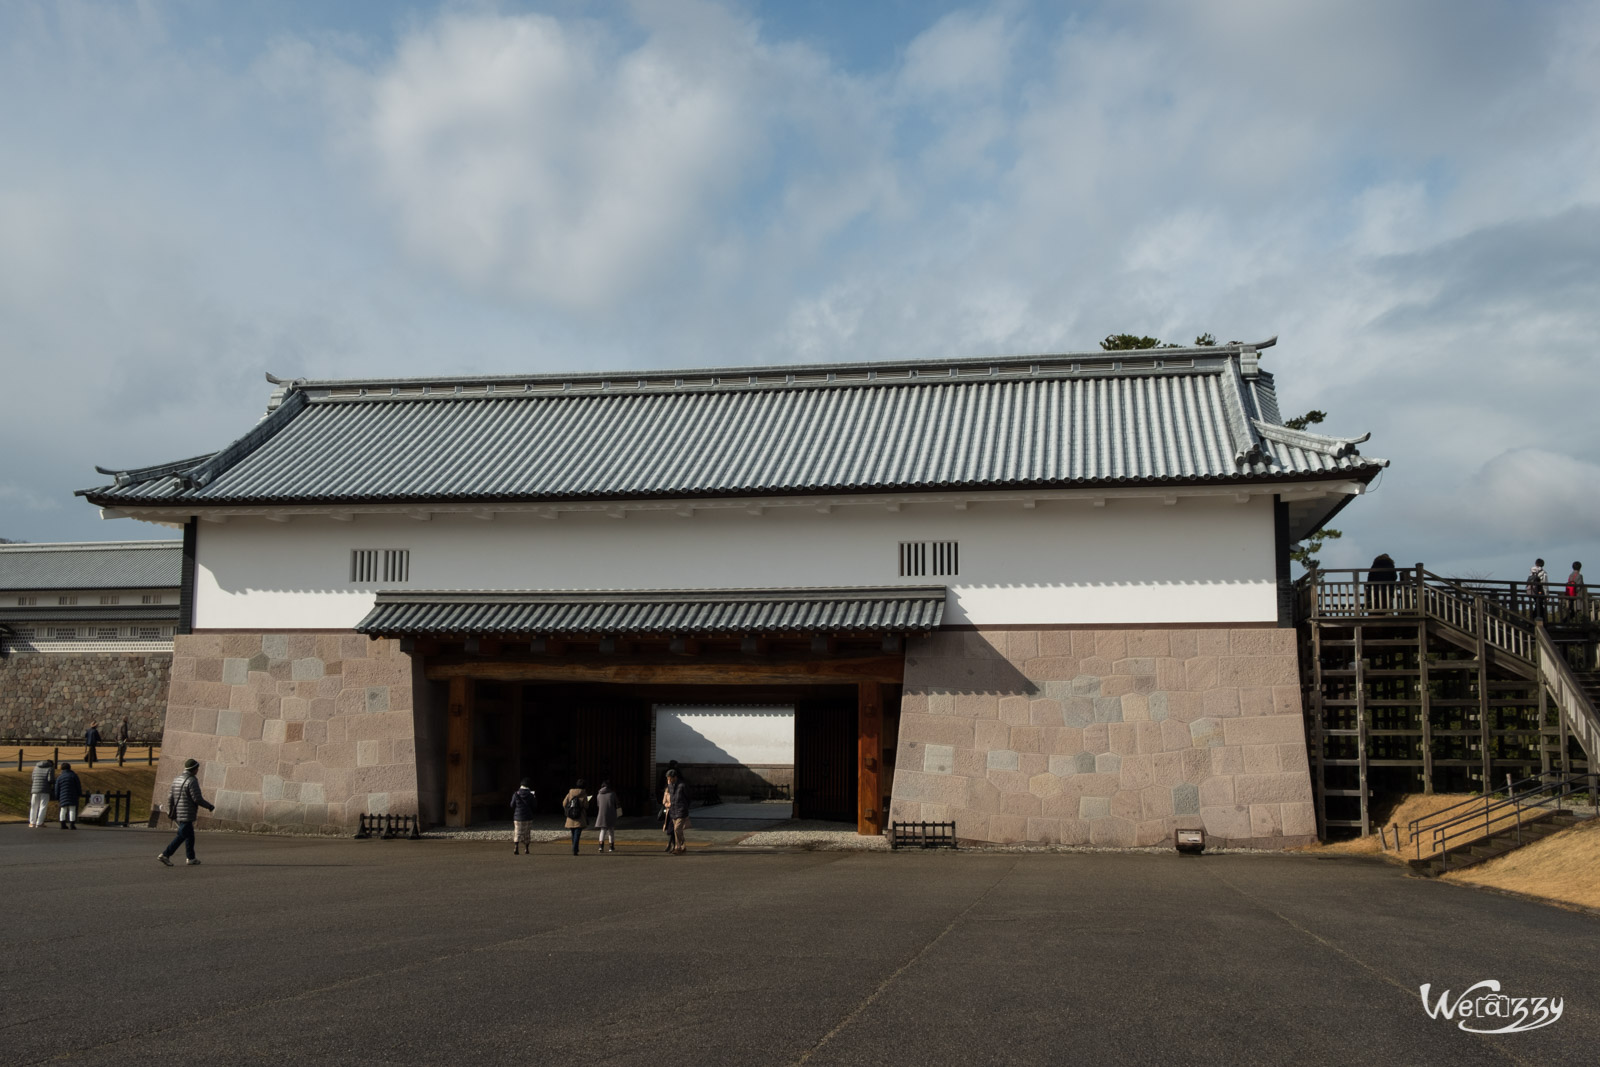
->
351 549 410 585
898 541 959 577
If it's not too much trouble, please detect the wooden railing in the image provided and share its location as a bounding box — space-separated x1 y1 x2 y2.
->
1537 623 1600 766
1301 566 1539 662
1407 771 1598 865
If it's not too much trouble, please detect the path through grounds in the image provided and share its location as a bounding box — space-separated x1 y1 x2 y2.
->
4 826 1595 1066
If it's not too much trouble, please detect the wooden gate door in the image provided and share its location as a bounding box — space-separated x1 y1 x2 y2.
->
795 695 857 822
576 697 653 816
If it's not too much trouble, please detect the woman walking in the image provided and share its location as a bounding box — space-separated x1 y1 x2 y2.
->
663 769 690 855
562 779 590 856
593 780 621 853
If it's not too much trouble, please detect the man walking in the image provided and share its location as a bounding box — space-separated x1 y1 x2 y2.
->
28 759 54 829
54 762 82 829
157 758 214 867
83 722 102 767
116 717 130 764
663 769 690 855
1527 559 1550 622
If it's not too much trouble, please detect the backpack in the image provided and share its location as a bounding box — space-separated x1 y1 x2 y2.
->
564 793 586 822
1527 573 1545 597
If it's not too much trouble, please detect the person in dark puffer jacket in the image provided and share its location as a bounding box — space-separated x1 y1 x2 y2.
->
54 763 82 829
29 760 54 829
510 779 537 856
157 758 214 867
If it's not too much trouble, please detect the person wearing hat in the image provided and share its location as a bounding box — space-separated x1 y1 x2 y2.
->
157 758 214 867
509 777 537 856
28 759 54 828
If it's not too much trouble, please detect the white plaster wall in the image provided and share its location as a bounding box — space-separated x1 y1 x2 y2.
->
654 706 795 765
192 495 1278 629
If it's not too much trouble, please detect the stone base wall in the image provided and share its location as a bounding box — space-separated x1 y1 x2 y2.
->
890 627 1316 849
159 632 419 833
0 653 170 739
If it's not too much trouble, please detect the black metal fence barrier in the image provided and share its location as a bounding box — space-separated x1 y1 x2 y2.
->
889 821 957 850
354 814 422 840
101 790 132 827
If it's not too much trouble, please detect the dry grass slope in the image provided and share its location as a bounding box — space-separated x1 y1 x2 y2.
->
1444 815 1600 911
1294 793 1482 862
0 767 157 823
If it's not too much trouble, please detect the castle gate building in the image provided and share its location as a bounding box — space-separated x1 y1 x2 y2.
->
78 340 1385 846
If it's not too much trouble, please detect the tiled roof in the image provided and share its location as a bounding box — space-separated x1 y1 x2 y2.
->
79 342 1384 507
0 542 181 591
0 605 180 623
355 587 948 637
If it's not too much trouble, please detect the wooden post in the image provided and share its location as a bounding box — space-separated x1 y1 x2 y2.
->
1475 596 1491 792
1538 682 1551 777
446 676 474 828
1355 625 1370 836
858 681 883 836
1418 616 1434 794
1309 621 1328 838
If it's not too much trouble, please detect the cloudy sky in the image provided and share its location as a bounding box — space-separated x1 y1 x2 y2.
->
3 0 1597 578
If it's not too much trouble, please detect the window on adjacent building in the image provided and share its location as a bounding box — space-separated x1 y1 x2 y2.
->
97 627 119 639
137 626 162 640
13 627 35 639
58 595 78 605
16 596 36 606
141 594 162 604
899 541 959 577
52 627 77 640
100 594 120 605
351 548 410 584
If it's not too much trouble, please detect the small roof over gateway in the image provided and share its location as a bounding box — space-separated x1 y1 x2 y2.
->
355 587 948 638
78 341 1385 517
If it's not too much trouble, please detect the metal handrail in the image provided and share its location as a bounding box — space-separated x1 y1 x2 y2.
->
1406 772 1546 843
1410 772 1597 864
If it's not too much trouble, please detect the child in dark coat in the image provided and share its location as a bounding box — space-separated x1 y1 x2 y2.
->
54 763 82 829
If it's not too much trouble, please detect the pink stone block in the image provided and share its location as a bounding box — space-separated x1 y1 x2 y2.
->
1010 726 1044 754
1082 723 1109 753
1238 687 1275 718
1038 630 1075 656
192 708 219 735
1282 802 1317 837
1118 755 1155 790
1242 744 1282 775
1107 722 1138 755
1156 658 1185 690
1201 804 1252 839
1026 817 1061 843
998 696 1031 725
896 770 972 808
1078 656 1112 676
1234 772 1314 805
1019 753 1047 777
1110 790 1141 821
953 748 987 778
1021 655 1080 680
1222 715 1307 747
1070 631 1098 658
1099 675 1136 698
954 693 999 719
1184 657 1218 690
1121 693 1149 721
1196 630 1230 656
1029 699 1064 726
1210 746 1244 776
953 812 990 842
901 712 977 749
1159 719 1192 751
1168 630 1199 659
1198 776 1235 807
1277 744 1310 773
974 719 1010 751
1231 628 1294 656
1006 631 1039 661
1134 721 1165 754
1029 773 1065 798
1165 691 1204 722
1090 817 1135 846
899 691 929 716
170 656 197 681
1075 772 1119 797
889 800 923 823
1217 656 1298 688
1140 786 1175 819
987 770 1032 795
281 698 310 721
1250 804 1284 837
1272 686 1303 716
1178 748 1212 781
1202 689 1241 718
1058 817 1092 844
1094 631 1128 661
1127 630 1171 658
1001 791 1042 818
1041 794 1079 819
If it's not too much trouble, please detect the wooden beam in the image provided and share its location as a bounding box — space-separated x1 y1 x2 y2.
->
424 655 904 686
445 676 474 829
858 680 883 837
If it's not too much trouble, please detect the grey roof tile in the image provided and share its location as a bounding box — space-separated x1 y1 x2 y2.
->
0 542 182 591
356 587 947 637
80 344 1384 507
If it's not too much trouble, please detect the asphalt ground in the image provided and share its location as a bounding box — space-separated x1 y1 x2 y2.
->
3 825 1595 1066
